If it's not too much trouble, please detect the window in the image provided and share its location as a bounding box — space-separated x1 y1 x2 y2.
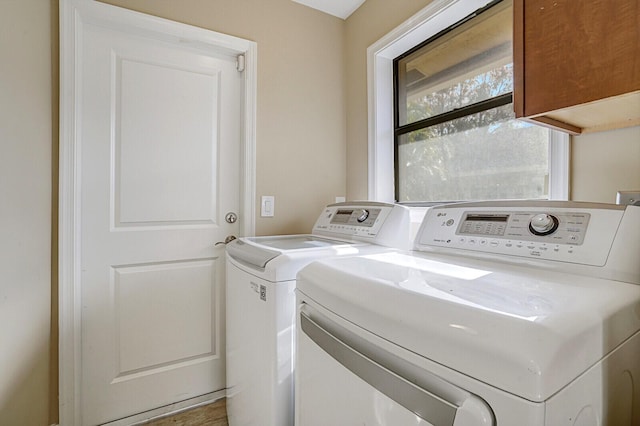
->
367 0 568 203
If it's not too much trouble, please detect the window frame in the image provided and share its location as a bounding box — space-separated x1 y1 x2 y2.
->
367 0 569 204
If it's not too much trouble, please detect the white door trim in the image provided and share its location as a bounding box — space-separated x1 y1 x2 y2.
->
58 1 256 424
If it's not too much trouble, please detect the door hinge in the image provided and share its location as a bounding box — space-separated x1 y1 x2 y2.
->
236 54 245 72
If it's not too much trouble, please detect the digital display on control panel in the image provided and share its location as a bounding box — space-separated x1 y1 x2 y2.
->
459 214 510 236
330 208 380 227
331 209 353 224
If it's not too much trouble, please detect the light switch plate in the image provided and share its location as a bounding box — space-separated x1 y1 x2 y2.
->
261 195 275 217
616 191 640 206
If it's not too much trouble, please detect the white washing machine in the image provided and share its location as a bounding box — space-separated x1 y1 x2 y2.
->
296 201 640 425
225 202 412 426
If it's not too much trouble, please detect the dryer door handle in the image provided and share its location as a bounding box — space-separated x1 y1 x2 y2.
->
300 305 495 426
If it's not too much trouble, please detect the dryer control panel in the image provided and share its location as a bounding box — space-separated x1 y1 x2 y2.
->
456 211 589 245
415 201 638 272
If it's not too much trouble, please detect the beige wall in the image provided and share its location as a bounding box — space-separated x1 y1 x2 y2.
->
572 126 640 203
100 0 347 236
0 1 53 425
344 0 640 202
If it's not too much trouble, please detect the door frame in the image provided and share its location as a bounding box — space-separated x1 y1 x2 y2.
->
58 0 257 424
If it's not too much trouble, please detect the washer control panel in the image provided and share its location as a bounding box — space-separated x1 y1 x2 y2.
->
329 208 380 227
314 206 387 237
416 202 627 267
312 202 411 249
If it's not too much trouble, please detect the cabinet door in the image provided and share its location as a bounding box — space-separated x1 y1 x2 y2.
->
514 0 640 133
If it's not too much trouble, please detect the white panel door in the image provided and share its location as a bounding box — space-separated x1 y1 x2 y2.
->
77 10 241 425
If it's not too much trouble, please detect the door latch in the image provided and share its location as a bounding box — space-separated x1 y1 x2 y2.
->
215 235 237 246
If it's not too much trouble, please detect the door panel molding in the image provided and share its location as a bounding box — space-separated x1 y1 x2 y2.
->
113 55 221 226
59 1 256 424
112 258 219 376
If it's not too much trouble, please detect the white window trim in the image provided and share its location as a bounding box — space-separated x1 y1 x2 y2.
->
548 129 570 200
366 0 569 203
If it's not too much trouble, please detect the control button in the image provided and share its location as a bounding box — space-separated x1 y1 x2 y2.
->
459 237 466 243
480 239 488 246
490 241 499 247
529 213 559 236
356 209 370 223
468 238 477 245
446 219 455 226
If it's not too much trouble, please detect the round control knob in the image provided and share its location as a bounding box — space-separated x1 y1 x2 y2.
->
356 209 370 223
529 213 559 236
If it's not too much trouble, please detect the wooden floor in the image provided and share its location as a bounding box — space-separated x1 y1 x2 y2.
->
143 399 228 426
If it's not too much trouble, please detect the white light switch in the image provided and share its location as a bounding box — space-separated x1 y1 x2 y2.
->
261 196 275 217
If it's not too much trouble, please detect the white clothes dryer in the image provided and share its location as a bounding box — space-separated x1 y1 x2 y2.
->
225 202 412 426
296 201 640 425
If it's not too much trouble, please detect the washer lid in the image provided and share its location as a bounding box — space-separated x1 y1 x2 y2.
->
244 235 349 251
226 235 352 269
297 251 640 402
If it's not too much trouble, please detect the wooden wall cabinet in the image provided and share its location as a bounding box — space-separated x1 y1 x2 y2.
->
513 0 640 134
